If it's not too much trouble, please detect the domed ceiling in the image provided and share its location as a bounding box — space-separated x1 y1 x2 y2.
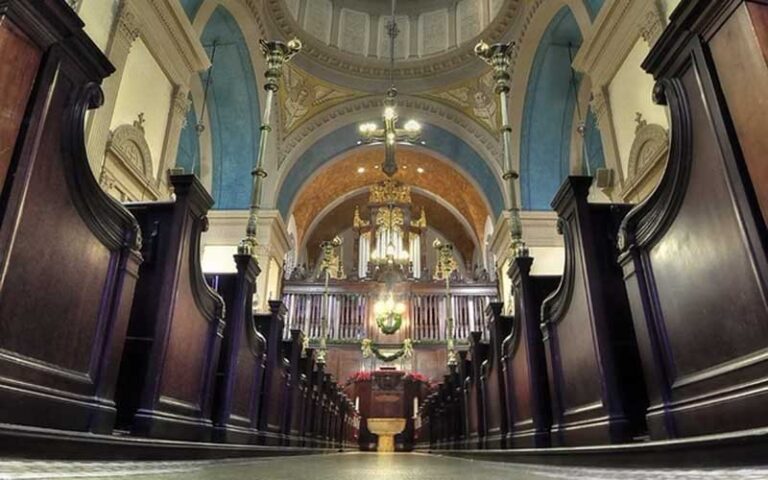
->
265 0 521 92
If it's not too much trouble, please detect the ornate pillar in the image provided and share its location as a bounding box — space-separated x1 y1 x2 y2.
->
475 41 528 259
239 39 302 257
434 239 457 366
85 0 139 174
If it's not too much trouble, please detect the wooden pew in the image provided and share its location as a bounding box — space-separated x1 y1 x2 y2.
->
465 332 488 449
207 254 267 443
255 300 291 445
540 176 647 446
305 360 326 447
299 348 317 446
456 351 470 447
281 330 305 445
618 0 768 440
0 0 142 435
284 329 307 445
481 303 513 448
502 257 559 447
116 174 225 440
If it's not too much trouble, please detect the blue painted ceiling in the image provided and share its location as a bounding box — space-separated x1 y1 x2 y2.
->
276 123 505 218
177 6 261 209
520 6 584 210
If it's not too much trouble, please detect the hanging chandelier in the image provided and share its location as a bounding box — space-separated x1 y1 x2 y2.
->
358 0 422 177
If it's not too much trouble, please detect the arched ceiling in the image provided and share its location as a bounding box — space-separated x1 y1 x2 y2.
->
290 147 490 249
304 191 477 267
265 0 523 93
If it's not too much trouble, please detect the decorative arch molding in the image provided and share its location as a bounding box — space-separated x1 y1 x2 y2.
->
277 94 502 174
108 123 154 178
286 145 494 248
261 0 524 93
276 135 504 229
102 121 163 201
269 97 505 215
620 120 669 203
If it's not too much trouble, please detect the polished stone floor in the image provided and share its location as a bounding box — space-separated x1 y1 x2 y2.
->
1 453 767 480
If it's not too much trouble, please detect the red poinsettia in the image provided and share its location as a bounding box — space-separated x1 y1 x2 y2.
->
346 370 373 385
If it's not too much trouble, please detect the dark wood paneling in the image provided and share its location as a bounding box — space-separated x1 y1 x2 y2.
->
619 0 768 440
208 254 266 443
481 303 511 449
117 174 224 441
0 21 40 191
541 177 647 446
503 257 559 448
256 301 290 445
465 332 488 449
709 2 768 226
0 0 141 434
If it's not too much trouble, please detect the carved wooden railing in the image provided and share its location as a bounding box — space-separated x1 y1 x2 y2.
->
282 281 498 342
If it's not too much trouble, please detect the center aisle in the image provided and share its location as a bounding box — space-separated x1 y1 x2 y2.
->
2 453 767 480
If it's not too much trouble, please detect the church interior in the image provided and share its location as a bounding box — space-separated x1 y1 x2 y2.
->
1 0 768 478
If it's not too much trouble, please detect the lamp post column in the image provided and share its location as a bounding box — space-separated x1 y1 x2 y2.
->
317 237 342 365
434 240 458 367
475 41 529 258
239 38 302 256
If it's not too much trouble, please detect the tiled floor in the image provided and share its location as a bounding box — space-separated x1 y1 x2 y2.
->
0 453 766 480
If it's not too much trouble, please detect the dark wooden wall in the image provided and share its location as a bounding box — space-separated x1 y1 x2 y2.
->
416 0 768 455
618 0 768 440
209 254 266 443
0 0 141 435
541 176 647 446
0 0 359 457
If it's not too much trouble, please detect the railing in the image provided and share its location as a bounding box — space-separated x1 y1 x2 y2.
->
282 280 499 342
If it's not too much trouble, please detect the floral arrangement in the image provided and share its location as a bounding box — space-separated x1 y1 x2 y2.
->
345 370 372 385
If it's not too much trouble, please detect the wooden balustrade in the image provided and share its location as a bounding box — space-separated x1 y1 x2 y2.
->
283 281 497 342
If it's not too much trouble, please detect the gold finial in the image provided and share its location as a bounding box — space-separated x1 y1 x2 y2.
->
353 205 370 229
